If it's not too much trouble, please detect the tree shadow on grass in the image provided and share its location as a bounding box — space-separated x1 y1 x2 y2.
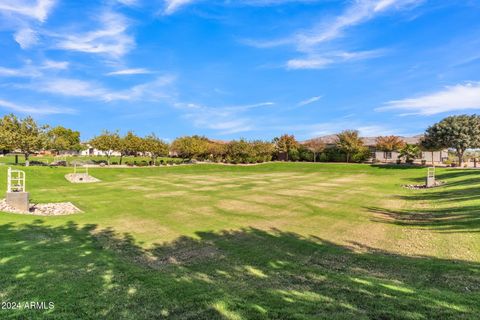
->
369 169 480 233
367 206 480 233
0 221 479 319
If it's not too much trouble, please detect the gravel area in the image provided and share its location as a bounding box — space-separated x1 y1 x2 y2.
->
65 173 100 183
403 180 446 190
0 199 82 216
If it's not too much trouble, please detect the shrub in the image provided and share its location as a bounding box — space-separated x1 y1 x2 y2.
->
30 160 48 166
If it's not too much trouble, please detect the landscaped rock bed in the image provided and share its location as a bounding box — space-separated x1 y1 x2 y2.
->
0 199 82 216
65 173 100 183
403 180 445 190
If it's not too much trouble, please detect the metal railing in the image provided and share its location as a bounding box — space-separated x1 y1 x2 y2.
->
7 167 26 192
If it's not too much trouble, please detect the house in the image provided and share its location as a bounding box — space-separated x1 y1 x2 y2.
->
304 134 448 165
80 143 121 157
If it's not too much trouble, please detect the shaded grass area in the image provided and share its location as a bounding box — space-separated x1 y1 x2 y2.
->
0 222 478 319
369 169 480 233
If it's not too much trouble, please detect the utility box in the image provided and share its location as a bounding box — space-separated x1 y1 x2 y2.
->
6 192 29 212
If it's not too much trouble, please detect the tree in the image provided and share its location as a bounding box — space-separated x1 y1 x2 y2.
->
419 135 443 166
424 115 480 166
90 130 121 165
207 141 227 162
335 130 364 163
0 114 48 162
143 134 169 165
252 140 274 163
0 114 20 154
47 126 81 155
375 136 405 152
273 134 298 161
170 136 209 160
118 131 143 165
226 139 254 164
303 139 325 162
398 144 420 164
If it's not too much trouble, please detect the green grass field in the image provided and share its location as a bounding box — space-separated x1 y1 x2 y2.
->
0 163 478 319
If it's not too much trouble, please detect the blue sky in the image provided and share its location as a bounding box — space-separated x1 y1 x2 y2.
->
1 0 480 141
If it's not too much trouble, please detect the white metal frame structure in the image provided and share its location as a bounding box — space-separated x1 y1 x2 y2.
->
73 163 89 176
7 167 26 192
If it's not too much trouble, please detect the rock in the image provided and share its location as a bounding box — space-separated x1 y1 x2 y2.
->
0 199 81 216
65 173 100 183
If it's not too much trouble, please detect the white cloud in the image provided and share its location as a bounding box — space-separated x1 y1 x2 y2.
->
298 96 322 106
163 0 197 15
287 57 333 70
176 101 274 134
33 76 176 102
106 68 152 76
0 98 74 115
41 60 69 70
14 28 38 49
378 83 480 116
116 0 138 6
0 0 56 22
296 0 420 50
245 0 420 69
0 60 69 78
286 49 384 69
0 67 25 77
55 11 134 58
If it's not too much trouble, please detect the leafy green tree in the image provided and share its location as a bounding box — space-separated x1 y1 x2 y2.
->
273 134 298 161
207 142 227 162
143 134 169 165
424 115 480 166
118 131 143 164
375 136 405 152
303 139 325 162
90 130 121 165
0 114 48 162
226 139 254 164
47 126 81 155
398 144 420 164
419 135 443 166
170 136 209 160
336 130 364 163
0 114 19 154
252 140 274 163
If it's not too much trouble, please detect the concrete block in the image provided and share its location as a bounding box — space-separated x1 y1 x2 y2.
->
426 176 436 188
6 192 29 212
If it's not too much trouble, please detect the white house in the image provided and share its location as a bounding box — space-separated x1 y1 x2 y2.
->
80 144 121 157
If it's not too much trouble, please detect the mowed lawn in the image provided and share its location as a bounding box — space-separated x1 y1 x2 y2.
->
0 163 478 319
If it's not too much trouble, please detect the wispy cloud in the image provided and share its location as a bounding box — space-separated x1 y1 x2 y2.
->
0 98 74 115
245 0 420 69
176 101 274 134
0 0 56 22
295 0 419 50
106 68 152 76
377 82 480 116
163 0 197 15
14 27 38 49
0 0 57 49
54 11 134 58
32 75 176 102
0 60 68 78
286 49 385 70
298 96 322 106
